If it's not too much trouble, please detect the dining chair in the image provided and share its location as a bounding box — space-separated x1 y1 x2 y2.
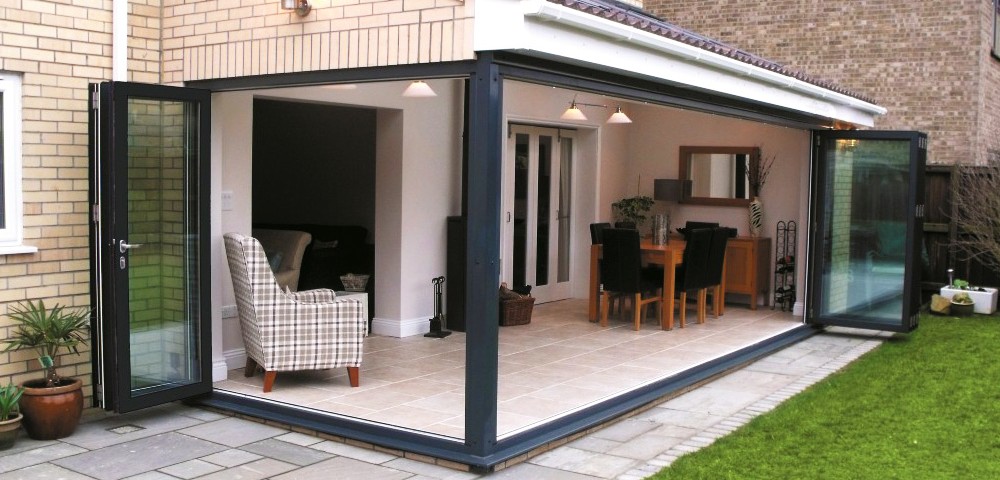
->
673 227 713 327
590 222 621 319
589 222 611 244
599 228 663 331
704 227 734 318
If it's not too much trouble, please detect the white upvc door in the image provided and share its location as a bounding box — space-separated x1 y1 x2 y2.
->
502 124 574 303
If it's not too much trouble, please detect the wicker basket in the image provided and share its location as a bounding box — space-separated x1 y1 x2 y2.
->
500 296 534 326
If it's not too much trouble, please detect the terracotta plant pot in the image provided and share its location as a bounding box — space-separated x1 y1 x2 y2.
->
0 413 23 450
18 378 83 440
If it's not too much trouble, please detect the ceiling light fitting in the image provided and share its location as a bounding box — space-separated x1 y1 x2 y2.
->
402 80 437 98
281 0 311 17
560 96 632 124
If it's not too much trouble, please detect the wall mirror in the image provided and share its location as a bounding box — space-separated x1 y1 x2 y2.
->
678 146 759 206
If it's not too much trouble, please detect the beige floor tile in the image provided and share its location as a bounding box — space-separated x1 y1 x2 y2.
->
213 299 799 438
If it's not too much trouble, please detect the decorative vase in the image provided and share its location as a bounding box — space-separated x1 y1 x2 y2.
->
651 214 669 245
19 378 83 440
0 413 22 450
748 197 763 237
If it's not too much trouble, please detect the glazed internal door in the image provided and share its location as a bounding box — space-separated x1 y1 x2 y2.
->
503 125 574 303
90 82 212 412
807 130 926 332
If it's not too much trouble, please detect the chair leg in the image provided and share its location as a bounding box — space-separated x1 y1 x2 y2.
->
698 289 707 324
347 366 360 387
262 371 277 393
244 358 258 377
633 293 642 331
679 292 687 328
600 291 611 327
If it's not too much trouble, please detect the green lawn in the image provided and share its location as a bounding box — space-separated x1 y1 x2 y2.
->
653 314 1000 479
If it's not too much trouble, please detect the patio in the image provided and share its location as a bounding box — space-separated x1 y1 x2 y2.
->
213 299 800 439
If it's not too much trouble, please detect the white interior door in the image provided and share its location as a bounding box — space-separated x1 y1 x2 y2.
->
503 124 574 303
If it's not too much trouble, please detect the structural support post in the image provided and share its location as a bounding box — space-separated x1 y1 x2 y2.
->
463 53 502 460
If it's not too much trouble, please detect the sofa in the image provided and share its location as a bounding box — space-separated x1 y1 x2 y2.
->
253 223 375 318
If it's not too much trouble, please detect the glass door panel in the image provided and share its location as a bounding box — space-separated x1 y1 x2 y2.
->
504 125 574 303
91 82 212 412
807 130 925 332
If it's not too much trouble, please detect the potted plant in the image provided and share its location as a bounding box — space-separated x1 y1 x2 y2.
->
0 383 24 450
612 195 654 229
949 291 975 316
2 300 90 440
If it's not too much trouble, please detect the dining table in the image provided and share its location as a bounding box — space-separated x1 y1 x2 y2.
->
588 236 725 330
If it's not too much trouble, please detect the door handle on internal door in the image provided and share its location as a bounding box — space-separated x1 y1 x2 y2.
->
119 240 144 253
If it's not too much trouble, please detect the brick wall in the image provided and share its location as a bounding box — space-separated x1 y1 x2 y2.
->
979 0 1000 159
161 0 475 84
646 0 987 166
0 0 122 394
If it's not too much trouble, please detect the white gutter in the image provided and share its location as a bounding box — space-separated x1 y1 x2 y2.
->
113 0 127 81
522 0 887 117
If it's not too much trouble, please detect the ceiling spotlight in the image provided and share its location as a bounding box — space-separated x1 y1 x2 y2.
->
402 80 437 98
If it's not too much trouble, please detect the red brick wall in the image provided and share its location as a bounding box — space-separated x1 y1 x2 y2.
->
646 0 991 166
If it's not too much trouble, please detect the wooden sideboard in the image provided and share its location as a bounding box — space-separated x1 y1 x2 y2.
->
725 236 771 309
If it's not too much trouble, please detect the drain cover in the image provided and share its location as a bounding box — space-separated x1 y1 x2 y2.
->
107 424 145 434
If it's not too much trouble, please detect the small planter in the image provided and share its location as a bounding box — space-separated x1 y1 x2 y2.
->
0 413 22 450
940 286 998 314
950 301 975 317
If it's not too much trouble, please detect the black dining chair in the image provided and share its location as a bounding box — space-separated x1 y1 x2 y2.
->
704 227 734 318
673 227 713 327
590 222 611 245
599 228 663 331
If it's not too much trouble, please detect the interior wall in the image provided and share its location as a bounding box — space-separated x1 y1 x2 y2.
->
251 99 377 236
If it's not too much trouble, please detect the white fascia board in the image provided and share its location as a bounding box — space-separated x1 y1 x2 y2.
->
475 0 885 127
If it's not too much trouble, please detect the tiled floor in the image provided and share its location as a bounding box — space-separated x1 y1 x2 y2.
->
214 299 800 438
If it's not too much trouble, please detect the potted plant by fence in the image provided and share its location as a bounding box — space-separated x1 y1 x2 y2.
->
612 195 654 229
0 383 24 450
2 300 90 440
949 291 975 317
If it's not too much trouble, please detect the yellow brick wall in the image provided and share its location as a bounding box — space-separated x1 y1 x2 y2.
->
162 0 476 84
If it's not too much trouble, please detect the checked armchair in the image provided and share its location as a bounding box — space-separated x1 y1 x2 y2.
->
224 232 366 393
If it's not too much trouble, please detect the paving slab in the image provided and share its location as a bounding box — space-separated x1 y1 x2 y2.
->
177 417 287 447
240 438 333 466
0 443 89 474
271 456 412 480
0 463 97 480
52 432 226 480
195 458 297 480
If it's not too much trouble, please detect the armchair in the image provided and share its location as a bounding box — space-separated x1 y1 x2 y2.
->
224 232 366 392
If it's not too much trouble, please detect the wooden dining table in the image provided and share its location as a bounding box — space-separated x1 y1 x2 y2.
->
588 236 725 330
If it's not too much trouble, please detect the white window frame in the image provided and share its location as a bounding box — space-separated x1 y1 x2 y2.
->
0 73 35 254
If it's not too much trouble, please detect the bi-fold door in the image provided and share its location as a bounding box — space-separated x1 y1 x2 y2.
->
90 81 212 412
807 130 926 333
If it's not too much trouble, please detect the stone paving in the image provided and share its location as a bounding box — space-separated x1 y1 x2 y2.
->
0 327 890 479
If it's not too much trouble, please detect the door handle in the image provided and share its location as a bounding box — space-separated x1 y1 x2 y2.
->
119 240 144 253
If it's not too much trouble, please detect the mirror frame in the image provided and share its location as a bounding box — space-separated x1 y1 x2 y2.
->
678 146 759 207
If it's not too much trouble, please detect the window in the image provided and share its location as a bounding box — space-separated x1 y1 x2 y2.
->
995 0 1000 60
0 73 33 253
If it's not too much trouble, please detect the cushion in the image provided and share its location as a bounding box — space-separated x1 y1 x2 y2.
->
266 250 284 272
